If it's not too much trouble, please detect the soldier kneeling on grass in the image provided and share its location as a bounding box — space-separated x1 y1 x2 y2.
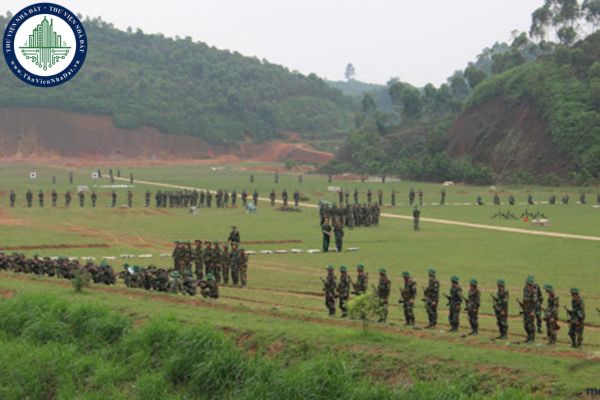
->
199 273 219 299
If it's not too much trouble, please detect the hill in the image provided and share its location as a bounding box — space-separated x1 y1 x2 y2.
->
0 14 356 144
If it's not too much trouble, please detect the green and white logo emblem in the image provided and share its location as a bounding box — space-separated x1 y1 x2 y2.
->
14 14 76 77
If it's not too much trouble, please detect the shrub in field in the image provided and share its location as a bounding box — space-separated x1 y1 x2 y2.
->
348 293 384 333
72 268 91 292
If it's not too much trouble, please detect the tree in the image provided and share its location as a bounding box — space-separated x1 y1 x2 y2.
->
583 0 600 25
361 94 377 115
348 293 385 333
344 63 356 81
464 64 487 88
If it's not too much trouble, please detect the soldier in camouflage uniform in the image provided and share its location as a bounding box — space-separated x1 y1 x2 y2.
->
26 189 33 207
212 241 222 283
351 264 368 295
230 244 240 285
376 268 391 323
270 189 276 206
533 278 544 334
91 191 97 207
333 221 344 252
38 190 44 207
322 265 337 316
127 190 134 208
78 191 85 207
399 271 416 326
423 268 439 328
167 270 183 293
492 279 509 339
9 190 15 207
466 279 481 335
194 240 204 279
447 275 462 332
199 273 219 299
566 288 585 348
239 248 248 286
544 284 559 345
337 266 351 317
521 275 538 343
221 244 230 285
111 191 117 207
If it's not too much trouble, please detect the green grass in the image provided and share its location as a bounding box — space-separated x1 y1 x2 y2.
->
0 161 599 398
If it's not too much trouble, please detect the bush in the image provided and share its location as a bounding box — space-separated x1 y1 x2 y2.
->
72 268 91 292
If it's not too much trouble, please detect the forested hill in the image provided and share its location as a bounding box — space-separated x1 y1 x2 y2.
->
0 14 356 143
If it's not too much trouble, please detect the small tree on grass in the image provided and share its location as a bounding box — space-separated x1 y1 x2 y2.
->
348 292 384 333
72 268 91 292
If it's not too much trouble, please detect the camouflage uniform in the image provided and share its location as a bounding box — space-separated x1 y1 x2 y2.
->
492 280 509 339
239 249 248 286
352 264 368 295
448 276 462 332
424 269 439 328
522 276 538 343
200 274 219 299
544 285 559 344
337 266 351 317
533 282 543 334
377 269 391 322
322 266 337 316
567 288 585 348
399 272 416 325
194 241 204 279
466 279 481 335
221 245 230 285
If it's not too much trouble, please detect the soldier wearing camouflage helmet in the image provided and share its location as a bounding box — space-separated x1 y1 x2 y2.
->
466 279 481 336
337 266 351 317
322 265 337 316
351 264 368 295
376 268 391 323
492 279 509 339
399 271 417 326
424 268 440 328
544 284 559 345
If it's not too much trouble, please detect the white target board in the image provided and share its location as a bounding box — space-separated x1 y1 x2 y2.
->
91 172 99 179
30 172 37 179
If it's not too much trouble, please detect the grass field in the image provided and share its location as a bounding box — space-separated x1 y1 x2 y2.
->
1 162 599 399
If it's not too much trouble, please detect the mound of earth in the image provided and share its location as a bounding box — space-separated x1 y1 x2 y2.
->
0 108 333 164
445 97 571 177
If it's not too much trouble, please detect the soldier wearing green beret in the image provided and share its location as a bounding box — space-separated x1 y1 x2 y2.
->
337 266 351 317
352 264 368 295
424 268 440 328
199 273 219 299
322 265 337 316
399 271 416 326
544 284 559 345
566 288 585 348
377 268 391 323
167 270 182 294
466 279 481 335
521 275 538 343
492 279 509 339
447 275 462 332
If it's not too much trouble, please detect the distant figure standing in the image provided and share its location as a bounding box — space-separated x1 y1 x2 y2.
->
117 169 121 178
293 190 300 207
111 191 117 208
68 172 73 184
228 226 240 245
145 190 151 207
321 218 332 252
127 190 133 207
328 174 332 183
51 189 57 207
377 190 383 206
52 176 56 185
508 194 515 206
579 193 586 204
252 190 258 207
250 174 254 183
26 189 33 207
130 173 134 184
334 221 344 252
597 193 600 204
353 189 359 205
65 191 71 208
91 191 97 207
282 189 288 207
409 188 415 206
9 190 16 207
493 194 500 206
78 191 85 207
528 194 534 205
38 190 44 207
440 189 446 206
274 172 279 184
476 196 483 206
561 194 569 204
269 189 276 206
418 189 423 206
391 189 396 206
367 189 372 204
412 207 421 231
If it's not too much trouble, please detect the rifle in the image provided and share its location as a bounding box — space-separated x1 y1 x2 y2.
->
398 288 406 304
444 293 451 306
516 298 525 315
564 306 573 324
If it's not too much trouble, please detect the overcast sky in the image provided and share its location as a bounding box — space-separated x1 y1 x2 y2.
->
6 0 542 86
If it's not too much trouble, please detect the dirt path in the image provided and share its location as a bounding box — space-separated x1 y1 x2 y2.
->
113 177 600 242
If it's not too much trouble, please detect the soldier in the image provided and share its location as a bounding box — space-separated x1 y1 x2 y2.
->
241 190 248 207
344 190 349 207
466 279 481 335
52 176 56 185
579 193 586 204
129 172 134 184
199 273 219 299
476 196 483 206
249 174 254 183
51 189 57 207
391 189 396 206
252 190 258 207
493 193 500 206
65 191 71 208
127 190 133 208
322 265 337 316
549 194 556 205
203 241 213 277
212 241 222 283
167 271 183 294
145 190 151 207
228 226 240 246
376 268 391 323
561 193 569 204
409 188 415 206
440 188 446 206
423 268 440 328
333 221 344 252
328 174 333 183
270 189 276 206
508 194 515 206
69 171 73 184
566 288 585 348
207 191 213 208
38 190 44 207
338 189 343 206
111 191 117 207
377 189 383 206
231 190 237 207
9 190 16 207
26 189 33 208
492 279 509 339
533 277 543 334
274 172 279 184
91 191 97 208
367 189 372 204
353 189 359 205
194 240 204 279
182 273 197 296
352 263 368 295
282 189 288 207
337 266 351 317
239 248 248 286
544 284 559 345
520 275 538 343
528 194 534 205
293 190 300 207
399 271 416 326
418 189 423 206
78 190 85 207
221 244 230 285
412 206 421 231
321 218 332 252
230 243 240 285
447 275 462 332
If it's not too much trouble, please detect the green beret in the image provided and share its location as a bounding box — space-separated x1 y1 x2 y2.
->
356 263 365 271
379 267 387 274
327 265 334 271
497 279 505 286
570 288 579 294
526 276 534 284
544 284 553 292
206 273 215 281
340 265 347 272
470 278 478 286
402 271 410 278
132 266 140 273
170 270 180 278
428 268 436 275
174 240 180 244
123 263 130 269
451 275 459 283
